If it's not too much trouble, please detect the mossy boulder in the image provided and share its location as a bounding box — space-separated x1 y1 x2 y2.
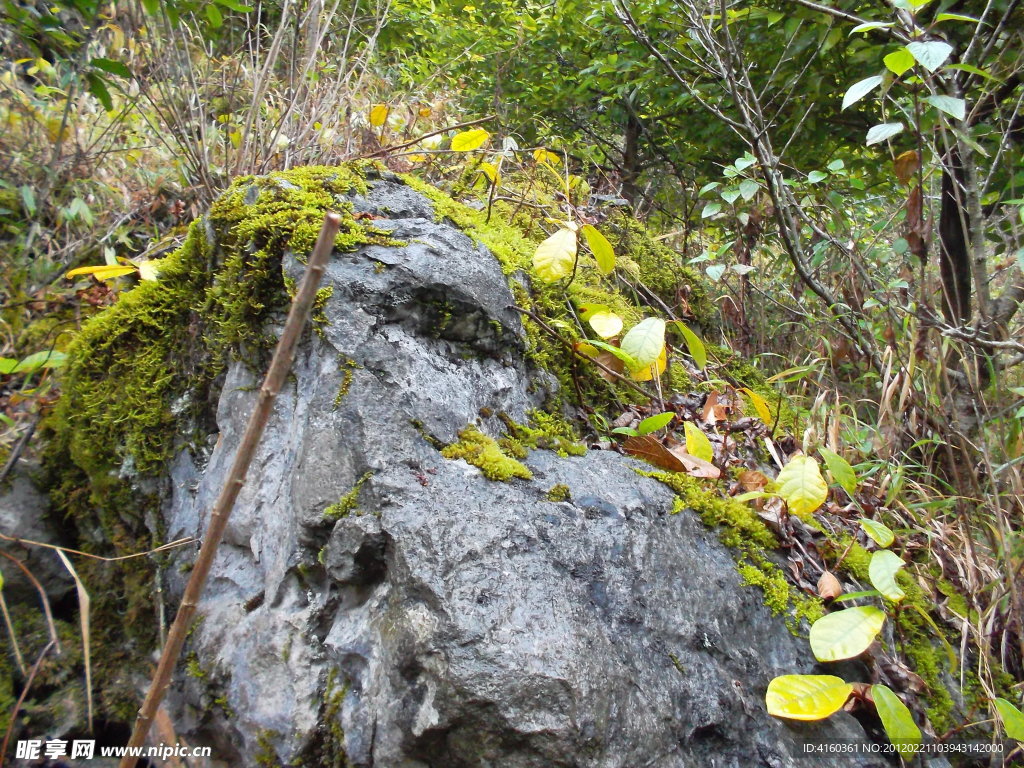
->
18 164 899 765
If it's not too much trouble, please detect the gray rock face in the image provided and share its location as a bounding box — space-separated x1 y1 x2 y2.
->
159 177 884 767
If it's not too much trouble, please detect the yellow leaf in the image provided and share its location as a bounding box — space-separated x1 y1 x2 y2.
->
809 606 886 661
478 161 500 185
766 675 853 721
451 128 490 152
776 454 828 516
588 310 623 339
65 264 137 281
369 103 389 127
581 224 615 275
630 346 666 381
739 387 772 423
407 153 427 163
684 421 714 462
136 259 164 282
533 228 577 281
419 106 432 117
533 147 561 165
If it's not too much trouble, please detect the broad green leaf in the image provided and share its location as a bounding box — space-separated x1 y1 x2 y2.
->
947 63 1001 82
90 57 131 78
721 187 741 204
699 182 720 195
588 310 623 339
739 387 772 423
141 0 159 13
776 454 828 516
65 264 137 281
85 72 113 111
872 684 922 753
369 104 389 127
638 411 674 435
14 350 66 373
833 589 882 602
766 675 853 720
884 48 916 76
587 339 639 370
205 3 223 28
859 518 895 547
869 549 906 602
620 317 666 368
842 75 884 110
739 178 759 200
533 228 577 281
451 128 490 151
684 421 714 462
734 153 756 171
935 12 979 22
0 358 18 374
702 201 722 218
671 321 707 369
581 224 615 275
849 21 893 34
925 95 966 121
907 41 954 72
818 447 857 495
705 264 726 282
809 606 886 661
827 159 845 171
994 698 1024 741
866 122 904 146
807 170 827 184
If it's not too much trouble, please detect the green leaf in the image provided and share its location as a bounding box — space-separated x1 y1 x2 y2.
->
620 317 666 368
581 224 615 275
720 187 741 204
637 412 674 435
734 153 756 171
866 122 904 146
807 170 827 184
946 63 1001 82
85 72 113 111
818 447 857 495
684 421 714 462
739 178 759 200
672 321 707 369
809 606 886 661
832 589 882 603
776 454 828 516
859 518 895 547
0 358 18 374
14 350 66 373
205 3 223 28
842 75 884 110
827 159 845 171
934 12 979 23
451 128 490 151
533 228 577 281
699 182 720 195
214 0 255 10
994 698 1024 741
90 57 131 78
925 94 966 120
141 0 159 13
766 675 853 720
587 339 639 370
20 185 36 217
906 41 954 72
869 549 906 602
702 201 722 218
884 48 916 76
872 684 922 753
849 21 894 34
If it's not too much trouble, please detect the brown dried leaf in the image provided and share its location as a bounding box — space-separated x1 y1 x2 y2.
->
817 571 843 600
595 351 625 382
612 410 636 429
894 150 920 185
737 470 770 492
623 434 688 472
702 391 730 425
666 444 722 478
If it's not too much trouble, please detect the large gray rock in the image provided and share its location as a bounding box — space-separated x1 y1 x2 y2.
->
157 177 884 766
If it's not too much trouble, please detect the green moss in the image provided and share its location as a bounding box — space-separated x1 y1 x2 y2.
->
498 410 586 459
546 483 571 502
333 356 361 409
641 469 823 630
323 472 373 520
186 653 207 680
312 286 334 337
255 729 283 768
441 425 532 481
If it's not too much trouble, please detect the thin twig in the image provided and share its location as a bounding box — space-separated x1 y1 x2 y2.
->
119 212 341 767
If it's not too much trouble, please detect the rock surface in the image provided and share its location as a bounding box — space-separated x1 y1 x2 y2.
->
33 174 893 767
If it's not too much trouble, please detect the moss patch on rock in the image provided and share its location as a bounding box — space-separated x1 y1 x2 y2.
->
441 425 532 481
